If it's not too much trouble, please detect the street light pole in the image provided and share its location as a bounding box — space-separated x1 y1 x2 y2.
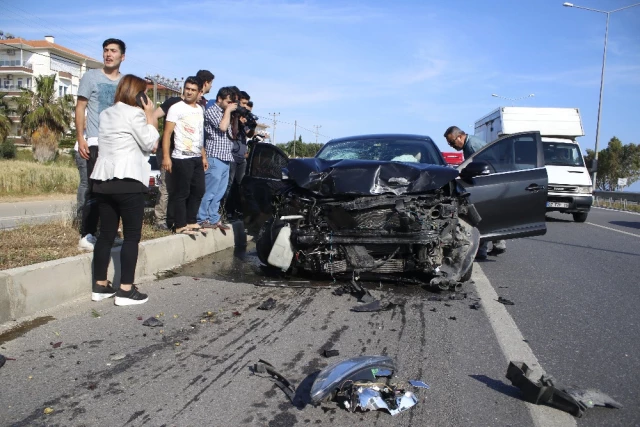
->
491 93 535 107
563 2 640 190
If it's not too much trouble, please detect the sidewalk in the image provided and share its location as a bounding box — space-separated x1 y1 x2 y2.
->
0 222 244 324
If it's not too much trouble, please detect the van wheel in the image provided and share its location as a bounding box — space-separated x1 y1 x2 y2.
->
573 212 588 223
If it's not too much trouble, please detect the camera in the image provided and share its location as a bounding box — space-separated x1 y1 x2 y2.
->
234 106 258 130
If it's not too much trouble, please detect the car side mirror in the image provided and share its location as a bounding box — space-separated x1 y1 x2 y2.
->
460 161 491 183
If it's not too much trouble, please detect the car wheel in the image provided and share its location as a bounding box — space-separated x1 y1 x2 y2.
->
572 212 588 223
460 264 473 282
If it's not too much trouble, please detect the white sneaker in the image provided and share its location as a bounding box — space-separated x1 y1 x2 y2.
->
78 234 97 251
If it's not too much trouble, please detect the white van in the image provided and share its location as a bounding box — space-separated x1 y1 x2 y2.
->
474 107 593 222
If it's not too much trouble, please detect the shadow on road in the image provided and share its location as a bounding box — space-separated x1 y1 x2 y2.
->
545 215 573 223
528 237 640 258
469 374 522 400
609 220 640 230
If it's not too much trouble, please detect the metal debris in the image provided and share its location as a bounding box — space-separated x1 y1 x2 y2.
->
142 317 163 327
469 302 481 310
351 300 394 312
252 359 296 403
258 298 277 311
497 296 515 306
408 380 430 389
323 349 340 358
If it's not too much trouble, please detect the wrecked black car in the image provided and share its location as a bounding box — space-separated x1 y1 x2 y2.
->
241 133 548 286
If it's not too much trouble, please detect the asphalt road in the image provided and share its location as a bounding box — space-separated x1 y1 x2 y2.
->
0 207 636 426
0 199 75 230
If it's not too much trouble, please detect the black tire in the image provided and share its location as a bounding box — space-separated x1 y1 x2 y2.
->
461 264 473 282
573 212 588 223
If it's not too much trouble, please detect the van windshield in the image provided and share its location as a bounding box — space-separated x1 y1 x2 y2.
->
543 142 585 167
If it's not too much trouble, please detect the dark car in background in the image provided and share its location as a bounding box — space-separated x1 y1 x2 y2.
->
241 133 548 286
145 155 161 208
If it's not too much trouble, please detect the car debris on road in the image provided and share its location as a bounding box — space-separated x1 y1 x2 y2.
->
506 361 622 417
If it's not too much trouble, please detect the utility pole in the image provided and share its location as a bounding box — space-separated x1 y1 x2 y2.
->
293 120 297 158
269 112 280 144
313 125 322 144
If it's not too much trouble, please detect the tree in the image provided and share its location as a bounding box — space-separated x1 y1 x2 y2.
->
16 75 75 162
585 136 640 190
0 92 11 143
277 136 324 158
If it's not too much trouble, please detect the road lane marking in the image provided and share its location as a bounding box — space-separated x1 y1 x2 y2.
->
587 222 640 238
593 206 640 216
473 265 577 427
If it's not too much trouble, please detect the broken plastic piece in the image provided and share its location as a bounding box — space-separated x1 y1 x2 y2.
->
389 391 418 415
563 388 622 410
253 359 296 403
258 298 277 311
351 300 393 312
497 297 514 306
0 354 6 369
310 355 396 404
51 341 62 348
408 380 430 389
323 349 339 358
142 317 163 327
470 302 481 310
505 361 621 417
232 311 241 316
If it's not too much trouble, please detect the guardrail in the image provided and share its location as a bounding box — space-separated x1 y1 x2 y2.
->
594 190 640 203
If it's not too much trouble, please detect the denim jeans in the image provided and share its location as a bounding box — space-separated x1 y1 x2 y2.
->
80 146 100 236
74 150 88 221
197 157 229 224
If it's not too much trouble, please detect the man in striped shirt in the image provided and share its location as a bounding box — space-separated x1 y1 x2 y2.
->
197 87 237 230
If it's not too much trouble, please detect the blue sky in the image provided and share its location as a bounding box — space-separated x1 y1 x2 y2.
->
1 0 639 186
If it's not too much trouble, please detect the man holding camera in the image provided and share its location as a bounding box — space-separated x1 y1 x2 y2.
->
224 95 256 219
197 87 237 230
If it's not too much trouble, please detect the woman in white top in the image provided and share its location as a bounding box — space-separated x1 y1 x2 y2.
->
90 74 159 306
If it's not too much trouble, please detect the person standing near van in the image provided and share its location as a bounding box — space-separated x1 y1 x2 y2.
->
91 74 159 305
75 38 126 251
444 126 506 260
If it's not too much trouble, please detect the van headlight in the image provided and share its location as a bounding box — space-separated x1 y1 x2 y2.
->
577 186 593 194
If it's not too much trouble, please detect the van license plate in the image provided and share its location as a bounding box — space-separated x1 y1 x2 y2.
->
547 202 569 208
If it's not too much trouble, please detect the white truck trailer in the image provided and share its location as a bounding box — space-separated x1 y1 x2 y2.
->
474 107 593 222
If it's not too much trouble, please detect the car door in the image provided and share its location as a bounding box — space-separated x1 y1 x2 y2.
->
457 132 547 241
240 142 289 234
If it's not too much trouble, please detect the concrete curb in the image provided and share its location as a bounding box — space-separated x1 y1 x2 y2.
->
0 225 241 324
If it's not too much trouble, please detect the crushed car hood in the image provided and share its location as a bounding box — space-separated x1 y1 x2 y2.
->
284 158 459 196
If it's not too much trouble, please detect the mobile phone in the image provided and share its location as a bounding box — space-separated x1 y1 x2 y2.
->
135 91 148 108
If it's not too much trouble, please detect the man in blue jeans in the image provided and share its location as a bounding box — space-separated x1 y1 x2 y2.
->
197 87 237 230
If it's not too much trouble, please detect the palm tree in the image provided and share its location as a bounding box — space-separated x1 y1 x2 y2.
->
0 93 11 143
16 75 75 162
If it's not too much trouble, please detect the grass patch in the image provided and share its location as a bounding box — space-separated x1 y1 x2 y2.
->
0 213 170 270
0 158 78 197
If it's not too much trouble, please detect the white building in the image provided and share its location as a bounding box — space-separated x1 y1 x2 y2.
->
0 35 102 141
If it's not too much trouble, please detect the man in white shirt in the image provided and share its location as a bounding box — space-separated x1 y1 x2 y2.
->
161 77 209 235
75 38 126 251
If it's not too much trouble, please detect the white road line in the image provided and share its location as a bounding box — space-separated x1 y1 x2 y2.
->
587 222 640 238
593 206 640 216
472 264 577 427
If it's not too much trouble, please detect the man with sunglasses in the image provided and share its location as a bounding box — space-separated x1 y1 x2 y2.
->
443 126 506 260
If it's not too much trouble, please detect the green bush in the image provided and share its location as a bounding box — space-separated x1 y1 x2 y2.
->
1 139 16 159
58 135 76 149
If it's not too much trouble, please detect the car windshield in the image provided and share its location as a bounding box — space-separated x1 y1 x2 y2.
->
543 142 585 167
316 137 445 166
